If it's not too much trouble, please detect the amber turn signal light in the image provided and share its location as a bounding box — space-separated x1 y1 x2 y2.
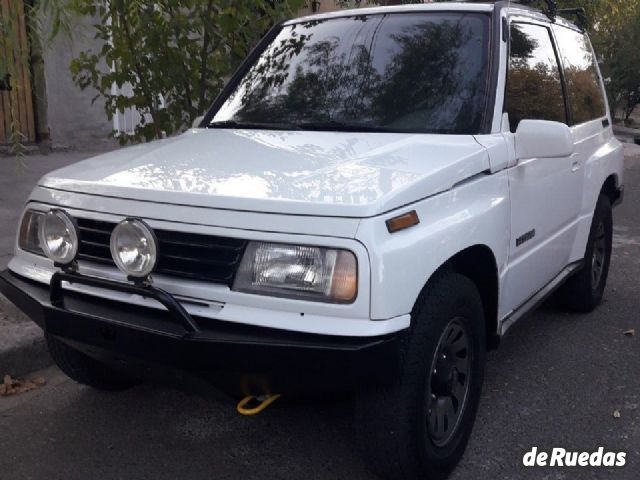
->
330 250 358 301
386 210 420 233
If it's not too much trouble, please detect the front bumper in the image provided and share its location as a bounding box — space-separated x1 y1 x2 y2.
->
0 270 402 396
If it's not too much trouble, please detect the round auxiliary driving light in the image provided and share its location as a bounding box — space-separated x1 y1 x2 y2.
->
110 219 158 279
38 210 79 266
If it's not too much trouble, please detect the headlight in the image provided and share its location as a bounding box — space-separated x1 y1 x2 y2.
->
18 210 45 255
233 242 357 303
110 219 158 278
38 210 80 265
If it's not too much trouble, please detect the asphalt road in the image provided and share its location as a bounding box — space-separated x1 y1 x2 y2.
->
1 149 639 480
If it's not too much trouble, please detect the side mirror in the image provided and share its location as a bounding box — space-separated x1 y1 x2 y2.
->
515 120 574 160
192 115 205 128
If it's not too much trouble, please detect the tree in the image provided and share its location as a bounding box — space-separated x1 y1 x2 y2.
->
604 7 640 122
68 0 305 144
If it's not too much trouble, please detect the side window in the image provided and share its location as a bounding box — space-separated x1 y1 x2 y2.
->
506 23 566 132
553 26 606 124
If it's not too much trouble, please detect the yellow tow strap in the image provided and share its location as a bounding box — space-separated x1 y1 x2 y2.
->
236 394 281 416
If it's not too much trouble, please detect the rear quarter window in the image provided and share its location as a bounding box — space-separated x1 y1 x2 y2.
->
553 26 606 124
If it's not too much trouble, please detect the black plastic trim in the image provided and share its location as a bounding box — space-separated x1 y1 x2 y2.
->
481 4 502 133
0 270 402 394
500 260 583 334
50 271 200 333
200 22 286 127
75 217 247 286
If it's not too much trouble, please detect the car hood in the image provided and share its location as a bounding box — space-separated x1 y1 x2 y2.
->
39 129 489 217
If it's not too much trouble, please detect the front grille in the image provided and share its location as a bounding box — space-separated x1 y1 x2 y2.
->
76 218 248 286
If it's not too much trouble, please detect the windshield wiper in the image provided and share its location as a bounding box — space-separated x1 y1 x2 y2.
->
298 120 398 133
207 120 301 131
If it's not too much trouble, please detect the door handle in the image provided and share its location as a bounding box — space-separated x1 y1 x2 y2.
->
571 160 580 172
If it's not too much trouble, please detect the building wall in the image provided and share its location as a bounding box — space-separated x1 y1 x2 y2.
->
43 16 115 150
297 0 430 14
297 1 380 16
297 0 343 16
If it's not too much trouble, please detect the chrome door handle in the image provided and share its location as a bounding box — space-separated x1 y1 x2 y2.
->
571 160 580 172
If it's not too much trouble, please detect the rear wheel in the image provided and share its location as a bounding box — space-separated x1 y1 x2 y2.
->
355 272 486 480
557 194 613 312
46 334 139 391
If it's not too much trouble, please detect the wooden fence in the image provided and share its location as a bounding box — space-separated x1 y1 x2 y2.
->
0 0 35 144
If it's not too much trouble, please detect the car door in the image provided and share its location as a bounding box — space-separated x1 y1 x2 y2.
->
502 21 583 315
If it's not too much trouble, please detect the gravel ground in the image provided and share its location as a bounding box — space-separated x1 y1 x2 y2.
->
0 309 10 329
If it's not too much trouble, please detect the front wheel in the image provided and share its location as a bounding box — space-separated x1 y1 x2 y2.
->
46 334 139 391
355 272 486 480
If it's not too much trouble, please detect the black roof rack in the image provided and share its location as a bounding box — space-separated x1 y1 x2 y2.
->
469 1 588 29
556 7 588 30
507 0 558 21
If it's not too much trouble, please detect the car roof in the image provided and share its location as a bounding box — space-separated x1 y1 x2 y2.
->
287 2 494 25
287 1 583 32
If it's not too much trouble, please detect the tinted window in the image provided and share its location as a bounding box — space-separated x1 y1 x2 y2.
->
506 23 566 132
553 26 606 124
211 13 490 134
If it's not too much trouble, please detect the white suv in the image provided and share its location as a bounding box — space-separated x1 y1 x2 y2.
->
0 2 624 478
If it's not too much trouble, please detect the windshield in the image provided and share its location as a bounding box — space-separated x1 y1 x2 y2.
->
209 12 491 134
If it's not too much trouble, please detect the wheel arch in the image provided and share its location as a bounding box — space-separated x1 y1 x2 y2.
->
600 173 622 206
417 245 500 350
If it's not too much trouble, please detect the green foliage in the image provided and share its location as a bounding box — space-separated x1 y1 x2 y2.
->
594 4 640 121
336 0 367 7
68 0 305 144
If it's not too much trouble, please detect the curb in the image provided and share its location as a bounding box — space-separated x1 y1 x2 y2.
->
0 291 30 324
0 293 52 378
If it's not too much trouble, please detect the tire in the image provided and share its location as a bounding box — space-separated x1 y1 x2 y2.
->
556 194 613 312
46 334 139 391
355 272 486 480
